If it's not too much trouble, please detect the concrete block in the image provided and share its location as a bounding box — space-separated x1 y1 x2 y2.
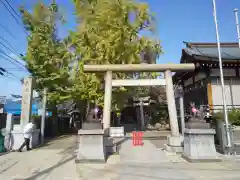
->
164 135 183 153
76 129 106 163
168 135 183 146
182 128 221 162
164 144 183 153
104 137 116 155
185 120 210 129
109 127 124 137
82 122 102 130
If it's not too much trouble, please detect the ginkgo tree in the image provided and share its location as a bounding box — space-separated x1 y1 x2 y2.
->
19 1 107 117
19 2 71 103
19 2 72 134
19 0 163 120
70 0 162 111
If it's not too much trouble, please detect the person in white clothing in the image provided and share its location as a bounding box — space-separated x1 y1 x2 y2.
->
18 121 35 152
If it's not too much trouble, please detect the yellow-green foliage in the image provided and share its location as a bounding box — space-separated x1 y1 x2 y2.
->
212 109 240 126
70 0 162 110
20 0 162 111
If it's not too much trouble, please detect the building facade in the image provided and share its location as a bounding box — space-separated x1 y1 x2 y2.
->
174 42 240 112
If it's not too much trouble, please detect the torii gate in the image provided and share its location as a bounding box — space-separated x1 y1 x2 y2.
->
84 64 195 151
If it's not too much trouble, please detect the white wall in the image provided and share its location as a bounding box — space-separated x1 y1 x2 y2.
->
211 78 240 111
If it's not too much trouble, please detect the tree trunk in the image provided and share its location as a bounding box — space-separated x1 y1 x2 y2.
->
85 101 90 120
75 100 89 122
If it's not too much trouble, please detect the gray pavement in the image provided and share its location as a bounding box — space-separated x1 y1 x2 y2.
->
0 135 78 180
0 135 240 179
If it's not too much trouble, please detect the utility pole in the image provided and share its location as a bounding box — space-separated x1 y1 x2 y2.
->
234 9 240 48
212 0 232 155
41 88 47 144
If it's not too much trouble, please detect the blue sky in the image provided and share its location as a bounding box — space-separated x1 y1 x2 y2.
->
0 0 239 96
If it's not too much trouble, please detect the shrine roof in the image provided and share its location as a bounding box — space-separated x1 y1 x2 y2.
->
181 42 240 62
173 42 240 83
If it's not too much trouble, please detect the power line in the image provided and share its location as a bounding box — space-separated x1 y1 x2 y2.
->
6 71 21 81
5 70 21 81
0 0 28 36
0 23 16 39
0 41 15 54
2 74 21 82
0 51 27 71
0 1 29 80
0 38 25 65
4 68 24 71
3 0 21 19
0 36 17 53
4 67 28 73
0 54 21 69
0 66 22 82
0 49 25 67
0 66 21 80
0 51 25 69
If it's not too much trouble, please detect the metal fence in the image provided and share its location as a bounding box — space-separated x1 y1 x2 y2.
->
213 121 240 155
208 105 240 112
177 104 240 119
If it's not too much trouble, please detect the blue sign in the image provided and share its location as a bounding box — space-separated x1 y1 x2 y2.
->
4 99 40 115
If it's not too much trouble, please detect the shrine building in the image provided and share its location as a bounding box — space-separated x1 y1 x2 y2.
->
173 42 240 112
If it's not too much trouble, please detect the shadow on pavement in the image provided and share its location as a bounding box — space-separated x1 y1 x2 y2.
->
0 152 11 156
11 136 78 179
15 156 75 180
34 135 76 149
0 160 18 174
44 134 74 143
57 146 76 155
113 137 130 154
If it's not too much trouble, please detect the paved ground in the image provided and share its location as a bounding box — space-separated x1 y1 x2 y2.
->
0 135 79 180
117 141 240 180
0 134 240 179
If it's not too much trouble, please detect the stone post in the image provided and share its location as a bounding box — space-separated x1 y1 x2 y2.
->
4 113 13 151
164 70 179 136
20 77 34 129
164 70 182 152
103 71 112 130
6 113 13 131
139 98 145 130
177 87 185 135
179 95 185 135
